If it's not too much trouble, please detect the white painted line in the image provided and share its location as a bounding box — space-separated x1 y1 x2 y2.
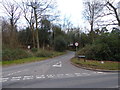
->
97 72 103 74
65 74 74 77
36 75 45 79
11 77 21 81
46 74 55 78
11 79 20 81
11 76 21 81
74 73 82 76
2 78 9 82
12 76 21 79
23 76 34 80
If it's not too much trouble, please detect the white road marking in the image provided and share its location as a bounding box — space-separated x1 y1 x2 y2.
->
74 73 82 76
46 74 55 78
36 75 45 79
11 76 21 81
2 71 108 82
65 74 74 77
23 76 34 80
52 61 62 67
97 72 104 74
2 78 9 82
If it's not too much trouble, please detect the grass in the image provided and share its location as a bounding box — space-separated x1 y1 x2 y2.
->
52 51 66 57
0 61 2 65
71 58 120 70
2 51 66 66
2 57 49 66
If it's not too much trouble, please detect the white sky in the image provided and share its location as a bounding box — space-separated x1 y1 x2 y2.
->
56 0 84 27
0 0 85 28
0 0 119 30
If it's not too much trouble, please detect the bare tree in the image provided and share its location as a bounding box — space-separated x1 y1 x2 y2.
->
21 0 57 50
106 0 120 26
83 0 104 42
20 1 36 48
94 0 120 27
62 16 73 32
83 0 104 32
1 0 21 48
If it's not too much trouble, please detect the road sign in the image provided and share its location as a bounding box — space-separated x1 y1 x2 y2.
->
28 45 30 49
75 42 79 47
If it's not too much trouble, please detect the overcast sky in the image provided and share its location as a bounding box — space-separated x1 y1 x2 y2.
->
0 0 85 28
0 0 119 30
57 0 84 27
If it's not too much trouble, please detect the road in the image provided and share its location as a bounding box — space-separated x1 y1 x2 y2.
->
2 51 119 88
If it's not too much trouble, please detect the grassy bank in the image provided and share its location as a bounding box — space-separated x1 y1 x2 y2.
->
2 51 65 66
71 58 120 70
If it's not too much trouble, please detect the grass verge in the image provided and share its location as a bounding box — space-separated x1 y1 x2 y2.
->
71 58 120 70
2 51 66 66
2 57 48 66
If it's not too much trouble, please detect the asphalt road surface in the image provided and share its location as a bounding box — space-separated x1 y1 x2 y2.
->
2 51 119 88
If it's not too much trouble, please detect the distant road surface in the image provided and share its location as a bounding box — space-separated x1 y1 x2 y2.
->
2 51 119 88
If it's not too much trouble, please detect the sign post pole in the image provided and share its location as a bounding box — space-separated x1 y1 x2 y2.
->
75 42 79 57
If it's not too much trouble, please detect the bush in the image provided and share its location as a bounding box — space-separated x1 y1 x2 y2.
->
35 49 53 57
2 48 31 61
77 45 96 60
31 48 38 53
77 32 120 61
54 36 67 52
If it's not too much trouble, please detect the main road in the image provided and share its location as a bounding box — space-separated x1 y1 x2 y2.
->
2 51 119 88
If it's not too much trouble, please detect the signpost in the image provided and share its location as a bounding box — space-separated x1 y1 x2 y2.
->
75 42 79 57
75 42 79 51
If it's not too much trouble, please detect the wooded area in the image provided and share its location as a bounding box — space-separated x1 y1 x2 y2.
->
1 0 120 61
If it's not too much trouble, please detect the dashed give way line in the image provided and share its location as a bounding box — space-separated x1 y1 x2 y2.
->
1 72 107 82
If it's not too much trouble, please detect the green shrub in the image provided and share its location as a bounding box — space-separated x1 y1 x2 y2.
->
2 48 31 61
54 36 67 52
77 29 120 62
31 48 38 53
78 42 119 61
77 45 96 60
35 49 53 57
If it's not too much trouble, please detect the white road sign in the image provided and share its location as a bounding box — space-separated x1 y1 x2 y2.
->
75 42 79 46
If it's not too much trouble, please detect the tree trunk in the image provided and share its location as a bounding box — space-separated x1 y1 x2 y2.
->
90 22 94 43
34 8 40 50
31 24 35 48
